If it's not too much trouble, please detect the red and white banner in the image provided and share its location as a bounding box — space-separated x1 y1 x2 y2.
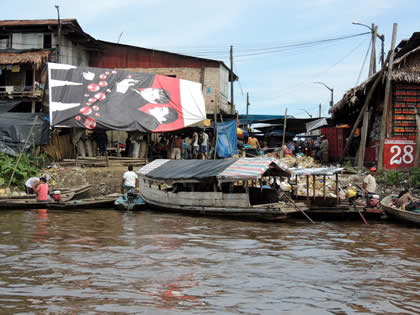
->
48 63 206 132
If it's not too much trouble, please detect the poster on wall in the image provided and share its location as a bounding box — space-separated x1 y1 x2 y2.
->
383 138 418 169
48 63 206 132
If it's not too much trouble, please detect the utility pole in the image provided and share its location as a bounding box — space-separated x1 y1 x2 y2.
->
246 92 250 115
355 22 378 169
230 45 234 114
378 23 398 171
55 5 61 63
319 103 322 118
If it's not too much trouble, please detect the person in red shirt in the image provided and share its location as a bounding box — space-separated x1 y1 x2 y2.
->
34 177 50 202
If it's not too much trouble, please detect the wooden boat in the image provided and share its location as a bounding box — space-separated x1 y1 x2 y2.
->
54 184 92 199
0 192 75 209
114 192 146 211
380 195 420 225
137 158 306 220
0 184 92 201
51 193 121 210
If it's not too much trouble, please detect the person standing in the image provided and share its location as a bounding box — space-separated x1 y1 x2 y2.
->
192 131 199 159
363 167 377 205
200 130 209 160
247 134 260 157
33 177 50 202
170 135 183 160
24 176 39 195
121 164 139 194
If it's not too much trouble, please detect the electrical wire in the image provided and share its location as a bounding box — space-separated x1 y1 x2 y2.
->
355 38 371 85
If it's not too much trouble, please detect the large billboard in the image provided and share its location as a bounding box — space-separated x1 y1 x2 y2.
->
48 63 206 132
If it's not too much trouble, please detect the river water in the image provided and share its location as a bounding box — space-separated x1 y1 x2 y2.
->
0 209 419 314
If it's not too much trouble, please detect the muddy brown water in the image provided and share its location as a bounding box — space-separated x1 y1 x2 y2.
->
0 209 419 314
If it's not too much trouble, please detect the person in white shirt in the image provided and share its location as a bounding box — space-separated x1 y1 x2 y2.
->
200 130 209 160
363 167 377 205
121 164 139 194
24 177 39 194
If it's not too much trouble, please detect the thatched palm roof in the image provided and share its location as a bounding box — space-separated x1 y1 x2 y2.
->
0 50 50 69
330 32 420 116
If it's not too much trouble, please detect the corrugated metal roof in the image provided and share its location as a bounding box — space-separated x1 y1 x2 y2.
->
0 19 76 27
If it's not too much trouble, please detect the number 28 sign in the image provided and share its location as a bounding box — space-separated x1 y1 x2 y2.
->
384 138 417 169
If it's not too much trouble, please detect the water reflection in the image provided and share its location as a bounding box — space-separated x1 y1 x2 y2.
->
34 209 48 243
0 210 419 314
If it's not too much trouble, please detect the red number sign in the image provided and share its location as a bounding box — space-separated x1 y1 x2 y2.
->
384 138 417 169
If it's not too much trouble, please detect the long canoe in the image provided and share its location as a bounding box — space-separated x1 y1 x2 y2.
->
0 192 75 209
0 184 92 201
380 195 420 225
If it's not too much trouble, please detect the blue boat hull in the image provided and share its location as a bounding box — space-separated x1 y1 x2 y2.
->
114 194 146 211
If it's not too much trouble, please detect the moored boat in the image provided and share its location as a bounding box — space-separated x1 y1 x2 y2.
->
114 192 146 211
380 195 420 225
137 158 306 220
0 192 75 209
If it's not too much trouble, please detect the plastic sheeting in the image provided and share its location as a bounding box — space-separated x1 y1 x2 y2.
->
0 100 21 113
289 167 344 176
214 120 238 158
0 113 49 155
139 159 236 181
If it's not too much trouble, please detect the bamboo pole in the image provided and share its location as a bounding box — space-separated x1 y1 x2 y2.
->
281 108 288 148
7 116 38 189
340 72 384 163
378 23 398 171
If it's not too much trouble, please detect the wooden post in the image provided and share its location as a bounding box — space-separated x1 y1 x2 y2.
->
340 72 384 163
312 175 316 200
281 108 288 158
415 107 420 167
306 175 309 202
220 113 233 157
357 109 371 169
335 173 339 204
230 45 234 113
378 23 398 171
213 103 218 159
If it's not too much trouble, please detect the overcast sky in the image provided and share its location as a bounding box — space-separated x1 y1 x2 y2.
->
2 0 420 118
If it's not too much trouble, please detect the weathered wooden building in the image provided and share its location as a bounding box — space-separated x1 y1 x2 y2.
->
330 32 420 169
0 19 100 113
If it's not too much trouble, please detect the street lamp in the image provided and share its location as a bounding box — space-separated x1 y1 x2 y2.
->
298 109 312 118
314 81 334 107
352 21 385 69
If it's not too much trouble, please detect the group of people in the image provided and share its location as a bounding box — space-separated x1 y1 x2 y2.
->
24 176 49 202
149 129 211 160
277 136 329 162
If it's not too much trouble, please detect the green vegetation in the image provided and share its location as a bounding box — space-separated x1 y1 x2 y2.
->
409 167 420 188
0 152 50 189
377 169 406 188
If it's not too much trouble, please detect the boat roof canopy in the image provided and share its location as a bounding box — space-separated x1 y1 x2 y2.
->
137 158 290 183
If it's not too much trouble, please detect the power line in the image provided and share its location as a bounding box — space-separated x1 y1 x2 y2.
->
355 38 371 85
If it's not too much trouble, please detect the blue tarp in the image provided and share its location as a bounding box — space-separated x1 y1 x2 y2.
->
213 120 238 158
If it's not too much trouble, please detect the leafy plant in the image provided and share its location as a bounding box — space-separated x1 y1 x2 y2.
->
0 152 50 189
381 170 406 187
409 167 420 188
